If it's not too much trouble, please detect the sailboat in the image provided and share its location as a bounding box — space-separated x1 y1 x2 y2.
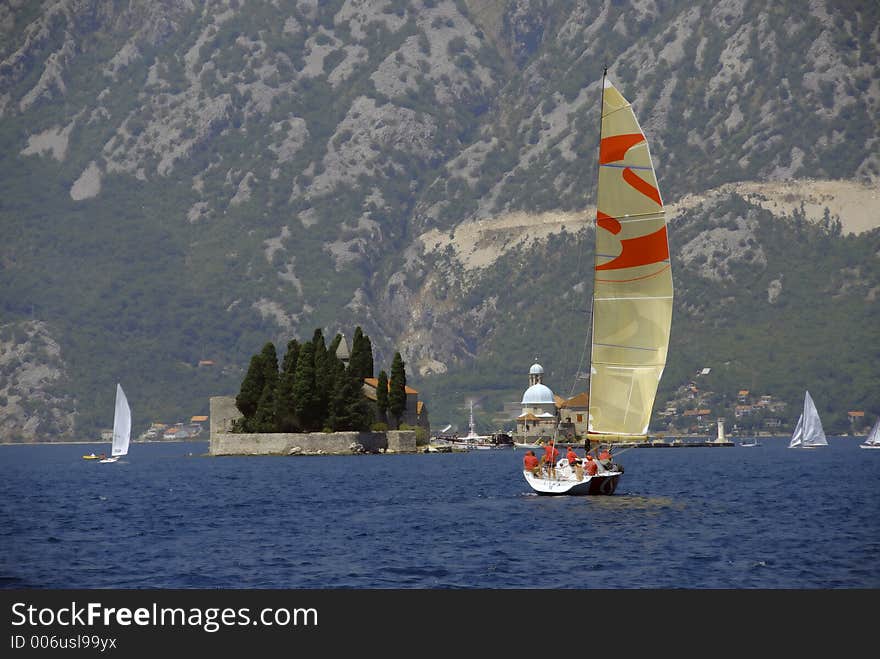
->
524 72 672 495
859 417 880 449
459 401 496 449
788 390 828 449
99 383 131 463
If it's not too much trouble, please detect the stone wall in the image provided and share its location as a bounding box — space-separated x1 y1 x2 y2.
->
210 395 242 438
209 396 417 456
386 430 416 453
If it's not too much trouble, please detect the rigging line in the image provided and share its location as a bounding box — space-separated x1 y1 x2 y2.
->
600 163 653 171
566 176 589 398
602 104 632 119
600 209 667 220
568 226 591 399
606 445 635 458
573 67 607 403
592 342 657 352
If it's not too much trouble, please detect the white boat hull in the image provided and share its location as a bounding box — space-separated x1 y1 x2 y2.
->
859 444 880 449
523 459 622 496
99 456 121 463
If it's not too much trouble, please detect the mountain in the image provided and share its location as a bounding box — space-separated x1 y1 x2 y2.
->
0 0 877 440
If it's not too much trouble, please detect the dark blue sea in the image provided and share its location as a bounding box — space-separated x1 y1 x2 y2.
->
1 438 878 589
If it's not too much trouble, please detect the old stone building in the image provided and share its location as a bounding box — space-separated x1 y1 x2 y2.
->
362 378 429 431
513 361 590 442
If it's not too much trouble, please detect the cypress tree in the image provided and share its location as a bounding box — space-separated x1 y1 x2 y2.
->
363 333 374 379
376 369 389 424
328 357 349 430
259 342 278 382
311 329 331 426
253 342 279 431
275 339 300 432
330 361 371 432
280 339 300 376
349 327 365 379
292 341 318 431
388 352 407 429
328 332 342 359
253 378 277 431
236 351 266 422
349 327 375 380
344 364 371 430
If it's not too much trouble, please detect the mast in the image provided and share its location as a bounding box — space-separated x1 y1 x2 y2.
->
584 67 606 440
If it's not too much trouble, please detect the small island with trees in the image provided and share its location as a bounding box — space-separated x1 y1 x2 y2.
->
208 327 429 456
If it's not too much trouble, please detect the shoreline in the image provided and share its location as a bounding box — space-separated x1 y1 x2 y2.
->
0 438 208 446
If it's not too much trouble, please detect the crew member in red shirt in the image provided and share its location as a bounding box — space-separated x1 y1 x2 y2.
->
541 442 560 476
523 450 540 475
566 446 579 466
584 453 598 476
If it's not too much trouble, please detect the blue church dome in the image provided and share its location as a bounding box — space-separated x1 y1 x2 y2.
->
521 383 555 405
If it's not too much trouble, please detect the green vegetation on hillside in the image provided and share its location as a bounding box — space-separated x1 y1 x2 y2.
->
1 1 877 440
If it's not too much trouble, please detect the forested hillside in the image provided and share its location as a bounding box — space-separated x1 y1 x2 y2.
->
0 0 877 439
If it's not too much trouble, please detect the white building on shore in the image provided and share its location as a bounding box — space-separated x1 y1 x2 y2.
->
513 361 590 442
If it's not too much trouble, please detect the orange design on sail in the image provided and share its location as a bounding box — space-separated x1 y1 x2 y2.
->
599 133 645 164
622 168 662 206
596 210 621 235
595 226 669 271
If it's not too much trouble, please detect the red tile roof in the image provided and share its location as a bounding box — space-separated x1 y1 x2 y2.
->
363 378 418 395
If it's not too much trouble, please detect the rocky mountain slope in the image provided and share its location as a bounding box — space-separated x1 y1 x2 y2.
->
0 0 877 438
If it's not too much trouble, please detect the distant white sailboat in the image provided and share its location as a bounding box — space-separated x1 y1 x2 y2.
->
788 391 828 449
100 384 131 463
460 401 495 449
513 438 547 450
859 417 880 450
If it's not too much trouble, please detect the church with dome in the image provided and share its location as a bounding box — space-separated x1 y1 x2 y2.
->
514 360 590 443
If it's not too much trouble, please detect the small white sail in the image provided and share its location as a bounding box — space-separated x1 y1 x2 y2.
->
789 413 804 448
111 383 131 457
789 391 827 448
860 417 880 449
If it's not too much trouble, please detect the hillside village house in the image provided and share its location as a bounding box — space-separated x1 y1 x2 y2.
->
848 410 865 430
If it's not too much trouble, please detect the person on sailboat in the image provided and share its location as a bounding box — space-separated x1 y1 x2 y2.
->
566 446 579 466
523 450 541 476
584 454 598 476
598 446 612 469
541 442 559 477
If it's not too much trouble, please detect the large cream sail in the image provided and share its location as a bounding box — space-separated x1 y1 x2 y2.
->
588 77 672 439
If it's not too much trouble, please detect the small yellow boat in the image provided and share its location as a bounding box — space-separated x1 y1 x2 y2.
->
82 453 106 460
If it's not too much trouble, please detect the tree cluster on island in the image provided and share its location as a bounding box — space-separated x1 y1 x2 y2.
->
232 327 409 433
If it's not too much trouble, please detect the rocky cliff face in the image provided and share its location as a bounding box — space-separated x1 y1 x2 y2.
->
0 321 77 441
0 0 877 437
